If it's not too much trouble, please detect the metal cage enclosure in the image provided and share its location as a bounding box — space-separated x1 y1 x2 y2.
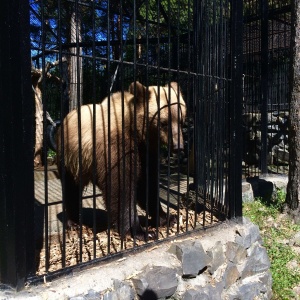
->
0 0 243 289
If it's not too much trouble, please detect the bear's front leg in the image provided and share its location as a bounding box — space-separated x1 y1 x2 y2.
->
109 184 153 241
108 151 156 241
138 154 177 230
147 192 177 229
63 170 82 229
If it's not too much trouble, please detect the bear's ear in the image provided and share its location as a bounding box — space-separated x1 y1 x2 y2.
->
129 81 148 101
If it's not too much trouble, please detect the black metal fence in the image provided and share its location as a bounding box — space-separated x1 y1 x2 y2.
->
0 0 243 289
242 0 291 177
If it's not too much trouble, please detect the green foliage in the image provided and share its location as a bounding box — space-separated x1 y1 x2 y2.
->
271 188 286 210
138 0 193 32
268 241 300 299
47 149 56 159
244 189 300 300
244 0 290 17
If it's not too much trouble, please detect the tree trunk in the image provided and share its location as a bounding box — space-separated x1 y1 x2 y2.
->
285 0 300 218
62 56 71 118
33 78 43 168
32 61 64 167
68 9 83 111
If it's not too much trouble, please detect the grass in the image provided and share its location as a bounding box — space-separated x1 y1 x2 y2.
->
243 189 300 300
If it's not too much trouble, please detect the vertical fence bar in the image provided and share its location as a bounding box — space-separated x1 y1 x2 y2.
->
193 0 202 191
155 1 161 238
57 0 67 269
260 0 269 174
0 0 34 290
75 0 83 263
229 0 243 218
40 0 50 273
91 0 97 258
144 0 150 239
193 0 204 224
106 0 112 253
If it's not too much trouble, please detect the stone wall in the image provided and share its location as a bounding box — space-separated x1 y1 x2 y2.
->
101 218 272 300
3 218 272 300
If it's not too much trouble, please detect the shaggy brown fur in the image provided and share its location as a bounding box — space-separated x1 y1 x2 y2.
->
56 81 186 240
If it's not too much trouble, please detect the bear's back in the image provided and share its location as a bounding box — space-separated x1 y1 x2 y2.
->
57 91 135 181
98 91 134 133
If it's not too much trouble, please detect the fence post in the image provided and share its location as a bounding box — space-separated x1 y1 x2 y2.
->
0 0 35 290
229 0 243 218
260 0 269 174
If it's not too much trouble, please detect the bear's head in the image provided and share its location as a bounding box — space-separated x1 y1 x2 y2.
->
129 81 186 152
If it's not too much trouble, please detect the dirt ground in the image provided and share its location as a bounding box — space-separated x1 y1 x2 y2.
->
35 204 221 275
34 163 225 276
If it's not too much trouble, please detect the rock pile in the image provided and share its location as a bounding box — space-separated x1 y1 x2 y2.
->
79 218 272 300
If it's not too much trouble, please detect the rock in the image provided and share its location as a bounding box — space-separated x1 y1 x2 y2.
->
207 241 226 274
211 263 227 283
226 273 271 299
174 241 211 277
183 285 222 300
258 271 273 299
239 242 270 279
85 289 99 300
131 276 148 295
182 289 202 300
223 263 240 288
226 278 270 300
290 231 300 246
242 181 254 202
113 279 135 300
225 241 247 264
247 177 275 203
259 270 272 284
139 289 160 299
213 281 226 298
102 280 135 300
103 291 118 300
69 297 86 300
247 175 288 203
176 272 210 299
235 217 262 249
131 265 178 299
259 174 288 192
186 273 209 287
286 259 298 271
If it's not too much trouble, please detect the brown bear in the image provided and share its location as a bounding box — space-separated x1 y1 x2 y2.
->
56 81 186 240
